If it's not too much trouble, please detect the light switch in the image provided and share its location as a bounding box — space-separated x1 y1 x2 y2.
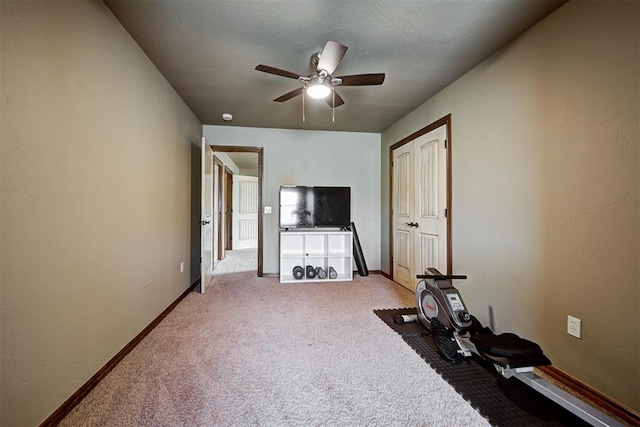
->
264 206 272 214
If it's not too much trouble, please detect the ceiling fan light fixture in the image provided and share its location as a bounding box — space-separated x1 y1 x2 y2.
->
306 82 331 99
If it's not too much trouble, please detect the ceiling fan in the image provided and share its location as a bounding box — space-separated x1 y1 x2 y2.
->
255 41 385 109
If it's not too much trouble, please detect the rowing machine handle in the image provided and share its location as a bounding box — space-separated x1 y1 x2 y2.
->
416 274 468 280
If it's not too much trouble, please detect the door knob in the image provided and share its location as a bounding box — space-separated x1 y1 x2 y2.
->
201 220 211 225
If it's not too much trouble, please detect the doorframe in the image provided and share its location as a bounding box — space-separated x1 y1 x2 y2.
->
214 155 225 262
210 145 264 277
389 114 453 279
224 166 233 251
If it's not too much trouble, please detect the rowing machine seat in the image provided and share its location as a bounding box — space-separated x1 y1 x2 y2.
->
471 332 544 358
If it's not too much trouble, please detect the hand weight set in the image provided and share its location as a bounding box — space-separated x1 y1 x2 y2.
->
292 265 337 280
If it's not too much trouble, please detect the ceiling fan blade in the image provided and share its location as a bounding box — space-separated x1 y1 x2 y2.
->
325 90 345 108
317 41 348 75
336 73 385 86
273 87 304 102
255 64 301 80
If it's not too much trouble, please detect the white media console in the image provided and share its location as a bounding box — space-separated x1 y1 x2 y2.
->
280 230 353 283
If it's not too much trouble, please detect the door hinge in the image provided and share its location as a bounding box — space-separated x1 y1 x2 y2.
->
444 139 448 149
444 208 448 218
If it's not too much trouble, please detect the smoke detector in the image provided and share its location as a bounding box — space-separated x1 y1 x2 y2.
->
222 113 233 121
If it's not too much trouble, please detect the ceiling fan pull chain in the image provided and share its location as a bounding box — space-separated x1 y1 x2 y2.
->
332 88 335 123
302 88 306 122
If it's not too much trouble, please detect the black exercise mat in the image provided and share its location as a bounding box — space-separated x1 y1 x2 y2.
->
374 308 588 427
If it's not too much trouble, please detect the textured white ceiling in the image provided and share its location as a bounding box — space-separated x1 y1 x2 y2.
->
105 0 566 133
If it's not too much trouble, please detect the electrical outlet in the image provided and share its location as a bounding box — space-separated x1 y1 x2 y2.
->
180 262 184 273
567 315 581 339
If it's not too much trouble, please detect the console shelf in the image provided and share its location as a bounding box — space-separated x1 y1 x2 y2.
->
280 230 353 283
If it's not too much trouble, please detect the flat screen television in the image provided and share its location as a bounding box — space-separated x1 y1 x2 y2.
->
279 185 350 229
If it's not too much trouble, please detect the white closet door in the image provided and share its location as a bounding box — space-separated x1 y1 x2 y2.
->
392 143 414 289
414 125 448 280
392 124 448 291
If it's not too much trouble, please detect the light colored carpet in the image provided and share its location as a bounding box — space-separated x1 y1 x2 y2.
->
213 249 257 275
60 273 490 426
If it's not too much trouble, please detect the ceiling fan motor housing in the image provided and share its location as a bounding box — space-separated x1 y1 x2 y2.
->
310 51 321 69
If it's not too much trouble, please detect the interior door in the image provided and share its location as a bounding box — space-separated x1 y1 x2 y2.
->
232 175 258 250
392 124 448 291
200 137 214 293
414 125 448 278
392 142 414 289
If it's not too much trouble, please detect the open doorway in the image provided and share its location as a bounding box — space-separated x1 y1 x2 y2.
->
211 145 264 276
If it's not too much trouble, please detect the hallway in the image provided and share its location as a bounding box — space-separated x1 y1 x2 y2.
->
213 249 257 275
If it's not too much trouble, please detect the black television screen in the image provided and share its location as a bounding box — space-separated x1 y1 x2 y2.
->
280 186 350 229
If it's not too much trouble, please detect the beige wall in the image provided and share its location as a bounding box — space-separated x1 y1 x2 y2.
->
0 2 202 425
381 0 639 410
